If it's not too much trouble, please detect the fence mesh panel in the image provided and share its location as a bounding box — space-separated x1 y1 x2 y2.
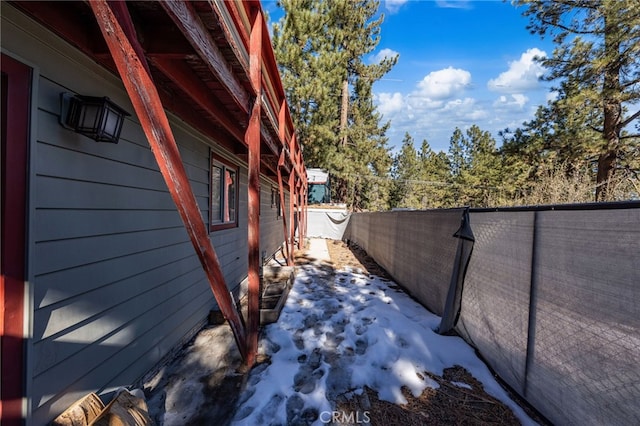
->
345 210 463 316
525 209 640 425
456 211 533 395
346 204 640 425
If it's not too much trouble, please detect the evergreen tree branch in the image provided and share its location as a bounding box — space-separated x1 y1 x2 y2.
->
621 109 640 128
620 134 640 140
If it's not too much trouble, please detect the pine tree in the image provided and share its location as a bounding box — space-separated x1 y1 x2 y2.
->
448 126 503 207
272 0 396 209
340 72 393 211
516 0 640 200
419 139 452 208
390 133 422 209
499 94 603 202
272 0 342 167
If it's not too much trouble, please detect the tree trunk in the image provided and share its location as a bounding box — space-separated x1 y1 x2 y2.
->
596 9 622 202
340 78 349 146
334 175 348 204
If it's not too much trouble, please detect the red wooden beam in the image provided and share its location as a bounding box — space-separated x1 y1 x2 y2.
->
260 125 281 158
11 1 107 55
107 1 151 75
302 182 308 246
1 53 31 426
290 133 298 260
155 85 241 155
226 0 250 49
161 0 250 115
245 5 263 367
277 100 291 265
88 0 248 360
150 57 246 143
218 1 299 168
207 0 249 77
298 181 304 249
288 171 296 264
277 153 291 265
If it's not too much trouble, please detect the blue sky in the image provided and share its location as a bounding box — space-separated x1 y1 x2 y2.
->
263 0 558 153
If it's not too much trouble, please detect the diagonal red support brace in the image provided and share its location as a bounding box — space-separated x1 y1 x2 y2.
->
89 0 248 360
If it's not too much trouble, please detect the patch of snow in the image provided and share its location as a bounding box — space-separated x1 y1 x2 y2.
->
451 381 473 390
232 239 536 425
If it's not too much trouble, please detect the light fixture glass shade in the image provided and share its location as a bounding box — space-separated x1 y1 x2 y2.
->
62 94 130 143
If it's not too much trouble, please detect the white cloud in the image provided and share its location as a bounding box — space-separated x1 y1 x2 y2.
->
443 98 488 121
512 94 528 108
546 91 559 103
416 67 472 100
406 95 443 110
376 92 404 116
435 0 472 9
493 93 529 109
373 62 549 152
487 48 547 93
385 0 408 13
370 48 399 64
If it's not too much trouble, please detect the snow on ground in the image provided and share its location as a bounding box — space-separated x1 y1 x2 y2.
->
232 239 536 425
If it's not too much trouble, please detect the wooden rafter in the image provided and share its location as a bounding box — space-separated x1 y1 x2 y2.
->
150 57 246 143
161 0 250 114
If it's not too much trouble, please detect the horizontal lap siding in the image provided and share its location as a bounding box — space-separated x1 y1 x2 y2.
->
31 76 218 424
260 181 287 260
4 8 291 424
30 76 247 424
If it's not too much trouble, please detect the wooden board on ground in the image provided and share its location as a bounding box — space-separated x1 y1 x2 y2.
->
89 391 153 426
51 393 105 426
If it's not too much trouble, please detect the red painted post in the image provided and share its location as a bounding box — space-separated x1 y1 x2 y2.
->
277 101 291 265
1 53 31 426
89 0 248 359
289 134 297 262
297 180 303 250
304 174 308 245
301 183 307 247
277 153 290 265
246 6 263 367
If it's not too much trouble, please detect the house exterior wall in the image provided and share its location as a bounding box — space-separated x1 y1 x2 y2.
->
260 179 289 263
2 6 290 424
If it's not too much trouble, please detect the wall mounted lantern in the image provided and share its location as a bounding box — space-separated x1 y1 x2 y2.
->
60 93 130 143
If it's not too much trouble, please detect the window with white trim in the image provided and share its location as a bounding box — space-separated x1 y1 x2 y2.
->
210 154 239 231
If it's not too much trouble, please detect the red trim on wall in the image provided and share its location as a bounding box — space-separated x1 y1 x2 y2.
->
1 53 31 426
209 152 240 232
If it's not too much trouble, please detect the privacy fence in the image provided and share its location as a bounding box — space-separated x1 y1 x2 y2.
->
342 202 640 426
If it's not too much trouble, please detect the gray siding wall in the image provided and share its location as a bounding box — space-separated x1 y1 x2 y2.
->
2 7 288 425
260 180 289 262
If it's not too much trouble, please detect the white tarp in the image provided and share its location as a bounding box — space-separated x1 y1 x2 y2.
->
306 208 350 240
307 168 329 183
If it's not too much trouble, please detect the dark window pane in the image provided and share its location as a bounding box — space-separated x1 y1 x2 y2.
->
226 169 236 222
211 165 222 223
